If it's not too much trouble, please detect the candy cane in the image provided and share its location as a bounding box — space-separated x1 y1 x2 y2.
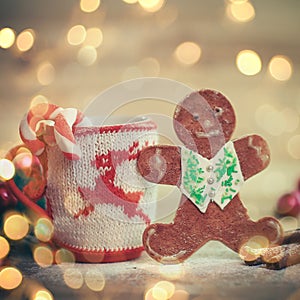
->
54 108 84 160
19 103 84 160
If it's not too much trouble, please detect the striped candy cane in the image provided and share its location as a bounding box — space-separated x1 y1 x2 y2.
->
19 103 84 160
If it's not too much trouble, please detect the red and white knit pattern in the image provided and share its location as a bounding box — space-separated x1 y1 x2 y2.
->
45 119 157 262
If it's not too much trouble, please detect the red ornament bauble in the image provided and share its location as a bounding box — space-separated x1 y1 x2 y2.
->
5 144 47 201
277 191 300 217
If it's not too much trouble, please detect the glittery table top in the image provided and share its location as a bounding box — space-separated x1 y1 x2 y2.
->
3 241 300 300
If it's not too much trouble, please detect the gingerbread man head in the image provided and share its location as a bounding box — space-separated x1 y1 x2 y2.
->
138 89 283 264
173 89 236 159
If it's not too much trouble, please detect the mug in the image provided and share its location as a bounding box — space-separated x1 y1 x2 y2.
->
9 116 158 263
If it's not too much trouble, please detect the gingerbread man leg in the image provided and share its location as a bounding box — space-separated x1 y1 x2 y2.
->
209 195 283 253
143 196 212 264
143 194 283 264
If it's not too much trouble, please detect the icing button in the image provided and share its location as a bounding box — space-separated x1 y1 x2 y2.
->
209 191 215 198
207 177 214 185
206 165 214 172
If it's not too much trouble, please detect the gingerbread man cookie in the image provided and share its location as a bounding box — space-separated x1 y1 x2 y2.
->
138 89 283 264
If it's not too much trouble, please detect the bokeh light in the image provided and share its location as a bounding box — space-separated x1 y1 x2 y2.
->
77 46 98 66
174 41 201 65
13 149 33 174
288 289 300 300
80 0 101 13
255 104 299 136
123 0 138 3
145 281 175 300
287 135 300 159
268 55 293 81
262 171 288 200
169 289 190 300
239 235 269 262
279 216 298 231
158 264 185 280
0 267 23 290
152 286 168 300
256 105 285 136
33 289 54 300
228 0 248 3
236 49 262 75
84 27 103 48
226 1 255 23
63 268 84 289
139 57 160 76
121 66 143 81
63 193 77 216
156 5 178 28
16 29 35 52
84 269 106 292
55 248 76 265
0 236 10 259
0 158 15 181
30 95 49 109
67 25 86 46
144 288 161 300
37 62 55 86
281 108 299 133
4 213 29 240
138 0 165 13
155 281 175 299
0 27 16 49
29 102 51 122
34 218 54 243
33 245 54 267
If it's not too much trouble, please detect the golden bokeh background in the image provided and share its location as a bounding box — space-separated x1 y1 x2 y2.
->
0 0 300 219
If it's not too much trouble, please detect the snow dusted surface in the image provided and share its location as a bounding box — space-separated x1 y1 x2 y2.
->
13 241 300 300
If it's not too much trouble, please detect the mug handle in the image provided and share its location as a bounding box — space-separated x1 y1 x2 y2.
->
7 179 51 220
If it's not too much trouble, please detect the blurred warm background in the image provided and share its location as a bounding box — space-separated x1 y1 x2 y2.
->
1 0 300 218
1 1 300 299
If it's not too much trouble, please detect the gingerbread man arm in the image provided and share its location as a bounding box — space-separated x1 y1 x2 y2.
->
234 134 270 181
137 145 181 186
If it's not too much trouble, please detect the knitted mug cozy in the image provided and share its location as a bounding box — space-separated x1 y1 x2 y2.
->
45 118 158 262
18 103 158 262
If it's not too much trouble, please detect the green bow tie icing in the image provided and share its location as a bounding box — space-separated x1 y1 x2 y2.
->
180 141 244 213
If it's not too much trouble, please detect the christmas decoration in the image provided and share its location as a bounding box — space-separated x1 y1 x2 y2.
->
276 181 300 218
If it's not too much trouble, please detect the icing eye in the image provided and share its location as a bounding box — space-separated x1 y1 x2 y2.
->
193 113 200 121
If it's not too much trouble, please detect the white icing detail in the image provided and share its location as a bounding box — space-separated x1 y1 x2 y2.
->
160 251 187 264
174 106 181 118
195 129 221 138
265 219 282 244
248 136 269 164
204 119 212 128
145 228 187 264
